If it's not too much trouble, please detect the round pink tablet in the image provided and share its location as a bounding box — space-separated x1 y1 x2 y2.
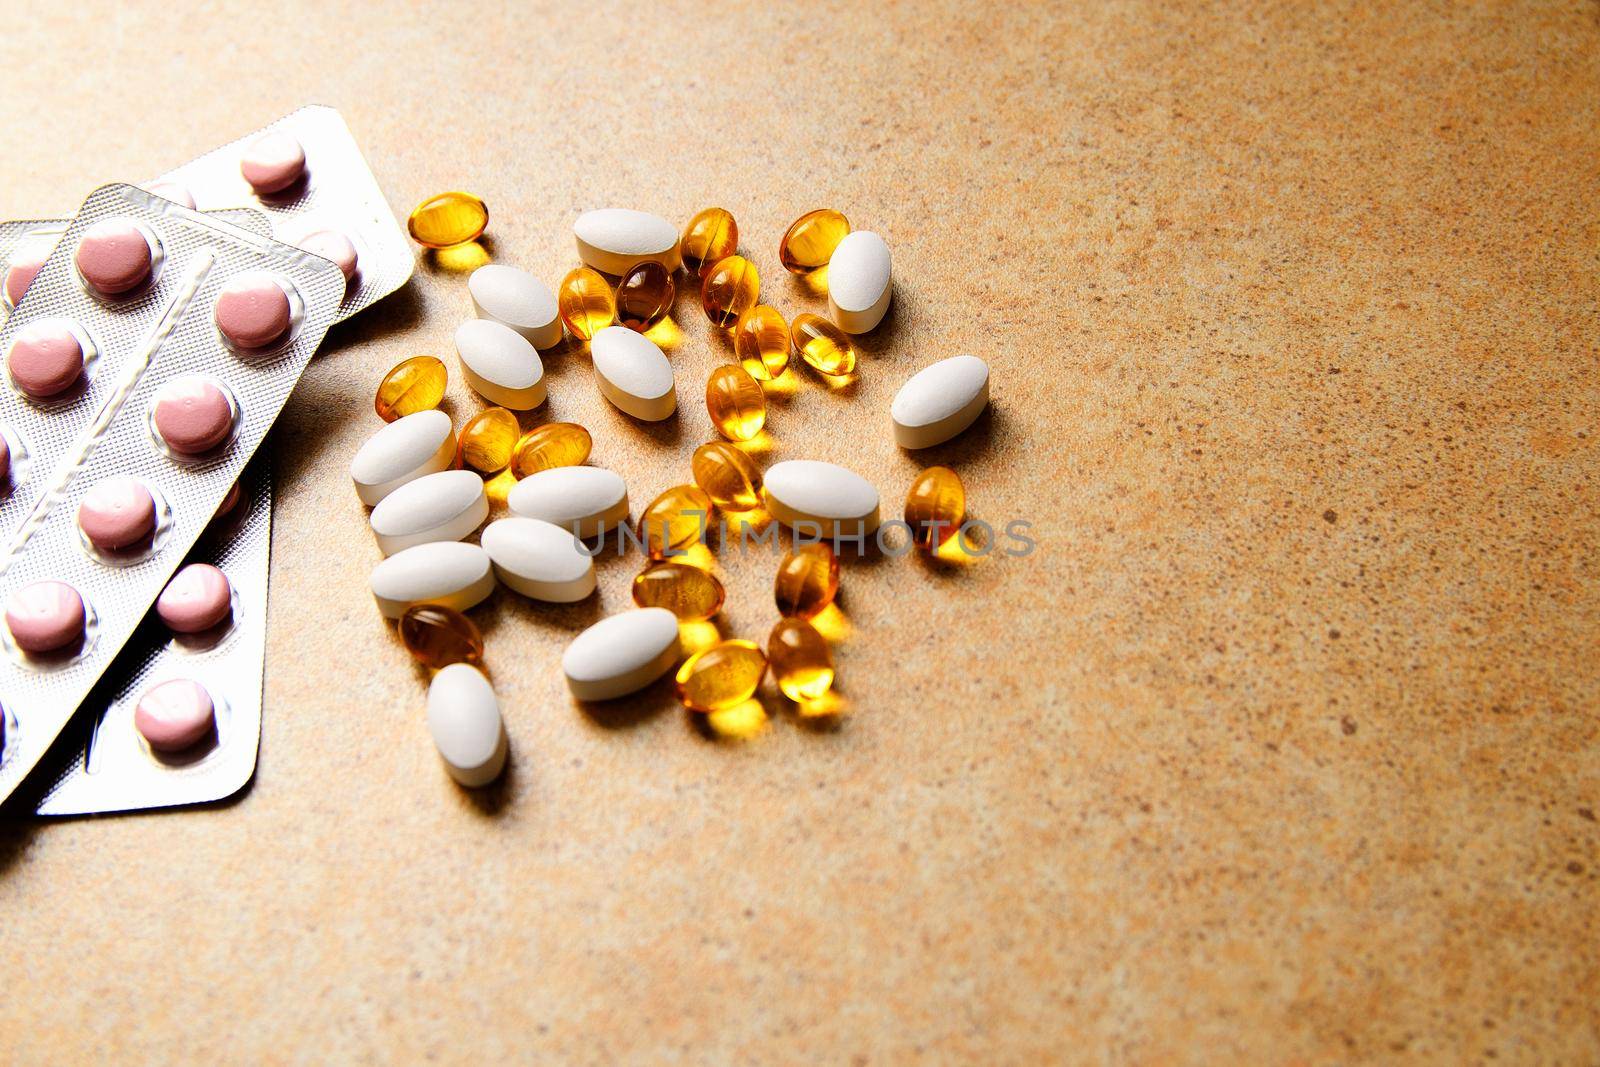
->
8 320 84 399
6 580 86 653
146 181 197 210
153 377 234 454
0 433 10 481
216 480 242 518
75 219 153 296
156 563 233 633
77 478 157 551
299 229 358 281
134 679 215 752
3 247 46 307
240 133 306 195
215 276 291 349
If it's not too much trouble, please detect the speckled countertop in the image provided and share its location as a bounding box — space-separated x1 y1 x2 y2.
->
0 2 1595 1062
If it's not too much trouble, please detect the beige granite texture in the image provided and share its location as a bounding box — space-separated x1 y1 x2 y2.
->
0 1 1597 1062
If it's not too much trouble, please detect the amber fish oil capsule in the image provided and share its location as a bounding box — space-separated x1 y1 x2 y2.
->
375 356 448 422
675 639 767 712
631 561 725 620
408 192 489 249
639 485 713 559
735 305 789 381
511 422 592 478
790 314 857 376
558 267 616 342
705 364 766 442
779 209 850 273
700 256 759 328
768 617 834 701
616 261 674 331
457 407 520 474
905 466 966 551
692 441 763 512
399 604 485 670
774 542 839 619
680 207 739 277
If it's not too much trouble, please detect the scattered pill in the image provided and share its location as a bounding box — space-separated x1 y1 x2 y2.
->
763 460 880 537
215 275 292 350
790 313 857 377
468 264 560 349
240 132 307 195
4 240 50 307
890 354 991 449
905 466 966 552
299 229 359 281
573 208 681 275
675 639 766 712
400 604 484 670
77 478 156 551
426 663 506 787
480 516 596 602
592 325 675 421
779 209 851 274
827 231 892 333
774 542 839 619
456 407 519 474
639 484 713 559
767 617 834 701
157 563 234 633
615 261 674 331
370 541 496 619
369 469 489 556
734 305 789 381
680 207 739 277
557 266 615 342
691 441 763 511
510 421 592 478
631 561 725 620
454 318 547 411
374 355 447 422
408 191 488 249
350 408 455 505
76 219 153 296
700 255 759 328
507 465 628 538
562 607 681 701
134 679 216 752
8 320 85 399
6 580 86 653
705 364 766 441
152 377 235 454
146 181 197 210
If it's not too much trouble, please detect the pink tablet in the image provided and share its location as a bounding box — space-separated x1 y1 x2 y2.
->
134 679 215 752
75 219 153 296
215 276 292 349
146 182 197 210
156 563 233 633
78 478 157 551
6 580 86 653
8 320 84 399
299 229 358 282
153 378 234 454
0 434 10 481
240 133 306 195
3 246 46 307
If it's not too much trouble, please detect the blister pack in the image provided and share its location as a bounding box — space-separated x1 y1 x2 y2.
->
0 182 345 808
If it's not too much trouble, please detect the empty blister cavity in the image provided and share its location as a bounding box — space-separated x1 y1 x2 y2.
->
454 318 547 410
7 318 95 401
562 608 681 701
573 209 681 276
350 408 454 506
591 326 675 421
369 469 489 556
214 272 302 355
149 376 240 458
468 264 561 349
370 541 496 619
75 218 160 298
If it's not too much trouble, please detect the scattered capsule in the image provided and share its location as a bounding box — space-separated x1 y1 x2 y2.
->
456 407 520 474
692 441 763 512
631 561 726 620
558 266 615 342
615 261 674 331
675 639 767 712
905 466 966 551
779 209 850 273
734 305 789 381
639 484 713 559
790 313 857 376
700 255 759 328
399 604 485 670
680 208 739 277
774 542 839 619
510 421 592 478
374 356 448 422
704 364 766 442
407 191 488 249
767 617 834 701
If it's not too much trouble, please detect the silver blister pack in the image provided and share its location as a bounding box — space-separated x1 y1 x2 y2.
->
0 183 345 807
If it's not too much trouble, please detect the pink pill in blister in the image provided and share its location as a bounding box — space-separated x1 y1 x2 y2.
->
153 377 234 454
157 563 233 633
6 580 86 653
240 133 306 195
4 246 47 307
146 181 196 210
7 320 84 399
77 478 157 551
75 219 153 296
299 229 358 282
0 434 10 481
215 276 292 350
134 678 215 752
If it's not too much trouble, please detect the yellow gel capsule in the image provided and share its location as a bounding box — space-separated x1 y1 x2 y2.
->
779 209 850 273
675 639 767 712
510 421 592 477
700 255 759 328
704 364 766 442
734 305 789 381
767 617 834 701
374 355 447 422
790 314 857 376
774 542 839 619
691 441 763 512
456 407 520 474
615 261 674 331
399 604 484 670
631 561 725 620
407 191 488 249
905 466 966 551
680 207 739 277
639 484 713 559
558 266 616 341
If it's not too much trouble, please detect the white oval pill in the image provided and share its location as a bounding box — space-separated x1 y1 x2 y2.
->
890 355 991 449
562 607 682 701
763 460 882 538
454 318 547 411
507 466 629 539
573 208 681 276
426 663 507 787
827 231 892 334
468 264 561 349
591 326 675 421
369 469 489 556
370 541 495 619
349 409 455 506
480 516 597 603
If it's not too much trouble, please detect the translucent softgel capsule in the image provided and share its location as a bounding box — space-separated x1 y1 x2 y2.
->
774 542 839 618
734 305 789 381
615 261 674 331
675 639 767 712
705 364 766 442
790 314 857 376
457 407 520 474
375 356 448 422
905 466 966 551
511 422 592 478
408 192 489 249
631 561 725 620
399 604 485 670
767 617 834 701
691 441 763 512
558 266 616 342
779 209 850 273
700 255 759 328
680 207 739 277
639 484 713 559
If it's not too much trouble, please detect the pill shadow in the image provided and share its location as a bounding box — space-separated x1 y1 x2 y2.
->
846 297 904 360
458 745 515 816
899 404 1002 471
483 587 604 636
576 671 679 731
604 405 682 449
321 281 425 354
